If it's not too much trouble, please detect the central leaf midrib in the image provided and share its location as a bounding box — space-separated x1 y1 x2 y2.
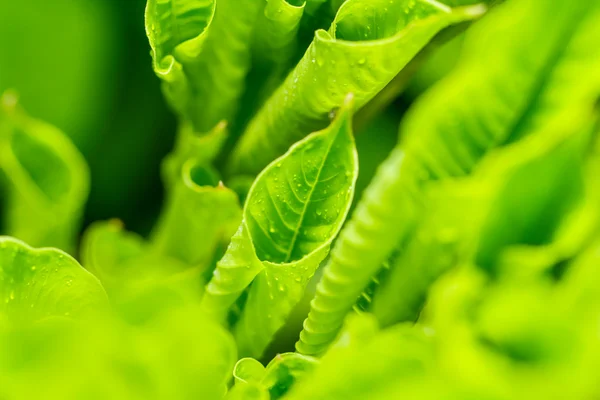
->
282 129 341 263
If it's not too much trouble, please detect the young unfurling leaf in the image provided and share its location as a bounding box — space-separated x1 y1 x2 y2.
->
253 0 306 68
146 0 264 133
201 95 358 358
162 120 228 188
152 159 242 272
232 353 318 399
145 0 215 125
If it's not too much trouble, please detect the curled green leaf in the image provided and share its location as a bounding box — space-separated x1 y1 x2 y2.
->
162 120 228 188
232 353 318 399
228 0 485 175
146 0 264 132
201 96 358 358
152 159 242 272
254 0 306 67
0 91 89 253
145 0 216 124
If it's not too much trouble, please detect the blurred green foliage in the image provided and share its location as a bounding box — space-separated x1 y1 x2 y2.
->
0 0 599 399
0 0 176 234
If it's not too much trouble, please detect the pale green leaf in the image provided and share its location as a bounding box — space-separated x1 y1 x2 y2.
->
201 97 358 358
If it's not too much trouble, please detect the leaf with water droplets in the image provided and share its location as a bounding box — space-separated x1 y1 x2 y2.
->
146 0 264 132
202 96 358 358
0 237 107 325
228 0 486 175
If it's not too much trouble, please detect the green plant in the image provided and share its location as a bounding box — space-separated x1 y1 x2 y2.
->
0 0 599 398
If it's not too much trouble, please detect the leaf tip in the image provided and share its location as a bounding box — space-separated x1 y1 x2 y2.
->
329 93 355 122
343 92 355 108
1 89 19 113
107 219 125 231
216 120 228 131
454 3 488 21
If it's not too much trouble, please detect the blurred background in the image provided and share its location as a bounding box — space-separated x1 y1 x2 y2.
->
0 0 462 239
0 0 176 235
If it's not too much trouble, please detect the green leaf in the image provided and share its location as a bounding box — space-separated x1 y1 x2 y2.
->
369 198 463 328
418 113 597 397
471 124 592 277
146 0 264 132
225 383 270 400
297 0 600 356
424 209 600 398
235 0 307 129
228 0 486 175
0 301 237 399
0 92 89 254
0 237 107 325
296 148 412 355
161 120 228 188
234 357 267 385
201 96 358 358
372 109 596 327
254 0 306 67
81 220 198 301
263 353 318 398
232 353 318 399
285 318 436 400
152 160 242 272
145 0 215 124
